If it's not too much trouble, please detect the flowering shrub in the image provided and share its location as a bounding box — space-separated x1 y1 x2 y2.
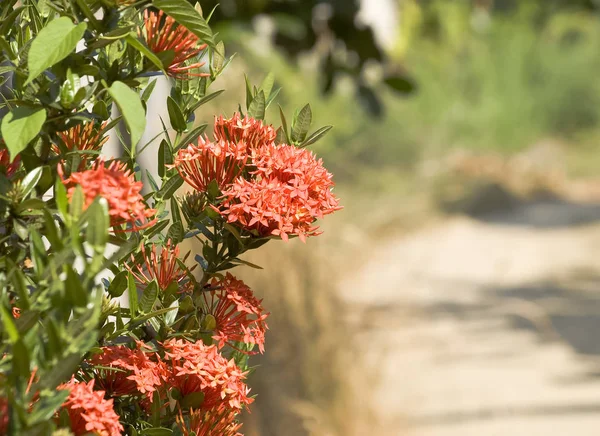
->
0 1 340 434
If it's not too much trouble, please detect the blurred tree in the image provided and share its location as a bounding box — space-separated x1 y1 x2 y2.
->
195 0 416 116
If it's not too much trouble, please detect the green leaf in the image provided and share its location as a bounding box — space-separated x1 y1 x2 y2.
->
278 104 291 144
13 339 30 378
140 428 173 436
152 0 216 48
124 33 166 73
212 40 225 72
86 198 109 252
232 257 263 270
108 81 146 151
189 90 224 112
140 281 158 313
93 100 110 120
128 272 138 318
0 303 19 343
27 390 70 426
108 271 128 298
69 185 84 223
55 179 68 220
20 167 43 198
274 127 286 145
8 260 31 309
180 391 204 409
141 79 158 103
158 175 183 199
383 75 416 94
259 72 275 100
248 90 265 120
65 266 87 307
167 221 184 244
167 96 187 132
300 125 333 148
291 104 312 143
26 17 87 84
1 107 46 161
38 353 82 390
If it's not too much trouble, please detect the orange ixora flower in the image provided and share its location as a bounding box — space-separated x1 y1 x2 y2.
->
60 159 156 231
213 113 277 152
203 273 268 353
173 136 248 193
57 379 123 436
219 143 341 242
143 9 209 79
128 241 194 293
90 342 168 400
162 338 253 412
54 121 109 168
177 405 243 436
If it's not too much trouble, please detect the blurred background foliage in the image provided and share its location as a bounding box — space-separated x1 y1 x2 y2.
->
192 1 600 435
203 0 600 187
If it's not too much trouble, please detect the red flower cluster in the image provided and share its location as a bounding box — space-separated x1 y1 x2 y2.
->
220 143 341 241
213 113 277 152
203 273 268 353
162 338 253 412
177 406 243 436
129 241 193 293
90 343 167 399
173 137 248 192
57 379 123 436
175 114 340 241
54 122 109 168
60 159 156 231
143 10 208 79
0 143 20 178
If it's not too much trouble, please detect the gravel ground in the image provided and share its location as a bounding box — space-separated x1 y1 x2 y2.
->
342 201 600 436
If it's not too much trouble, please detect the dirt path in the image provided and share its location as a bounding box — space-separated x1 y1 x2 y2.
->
342 201 600 435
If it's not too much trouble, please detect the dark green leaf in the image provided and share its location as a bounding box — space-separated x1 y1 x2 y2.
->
180 391 204 409
384 75 416 94
13 339 30 378
158 175 183 199
65 266 87 307
128 272 138 318
142 79 158 102
167 221 184 244
189 89 224 112
1 107 46 161
108 271 128 298
140 428 173 436
248 90 265 120
291 104 312 143
26 17 87 84
278 105 291 144
27 390 70 426
300 125 333 148
38 353 82 390
140 281 158 313
167 96 187 132
152 0 216 48
125 34 165 73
